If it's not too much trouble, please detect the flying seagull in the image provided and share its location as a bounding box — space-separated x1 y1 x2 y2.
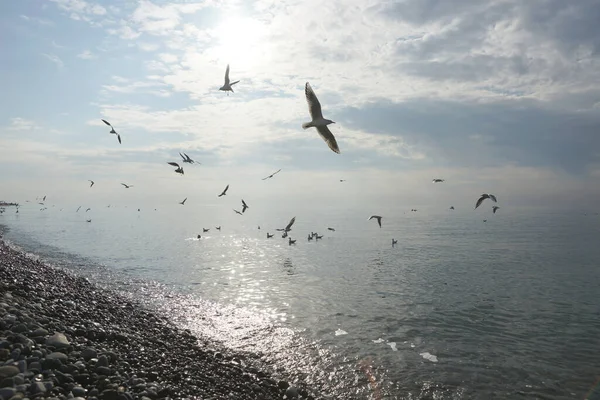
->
475 193 497 209
283 216 296 232
369 215 382 228
121 183 133 188
167 162 184 175
267 233 274 238
302 82 340 154
179 152 198 164
76 206 82 212
86 219 91 223
432 179 445 183
450 206 455 210
179 197 187 205
43 195 46 201
203 228 210 233
492 206 500 214
218 184 229 197
101 119 121 144
327 227 336 231
215 226 221 230
219 64 239 95
88 180 94 188
262 169 282 180
340 179 346 182
233 209 243 215
241 199 249 213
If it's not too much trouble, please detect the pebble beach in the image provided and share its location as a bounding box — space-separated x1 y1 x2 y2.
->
0 237 317 400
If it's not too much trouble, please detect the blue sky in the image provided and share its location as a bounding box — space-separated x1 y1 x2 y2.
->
1 0 599 210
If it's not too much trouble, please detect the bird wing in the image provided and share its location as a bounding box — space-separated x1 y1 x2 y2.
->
489 194 497 202
223 184 229 194
305 82 323 120
182 198 187 204
117 134 121 144
168 162 180 168
102 119 112 127
285 216 296 231
179 152 186 161
242 199 247 208
224 64 230 85
121 183 127 187
377 217 381 227
316 125 341 154
475 196 487 209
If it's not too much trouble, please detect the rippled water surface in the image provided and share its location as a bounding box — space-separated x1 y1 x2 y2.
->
2 204 600 399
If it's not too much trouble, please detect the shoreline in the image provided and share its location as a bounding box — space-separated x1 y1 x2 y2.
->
0 235 319 400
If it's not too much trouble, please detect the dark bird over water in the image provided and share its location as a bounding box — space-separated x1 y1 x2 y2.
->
233 209 243 215
218 184 229 197
203 228 209 233
215 226 221 231
302 82 340 154
167 162 184 175
262 169 282 180
492 206 500 214
475 193 497 209
179 197 187 205
369 215 382 228
327 227 335 231
432 179 445 183
450 206 455 210
88 180 94 188
288 237 296 245
267 233 274 238
101 119 121 144
241 199 249 213
392 239 398 247
121 183 133 188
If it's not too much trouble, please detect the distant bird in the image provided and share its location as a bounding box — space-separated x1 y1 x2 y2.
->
267 233 274 238
483 219 487 222
315 234 323 240
450 206 455 210
76 206 82 212
307 234 313 241
121 183 133 189
340 179 346 182
281 216 296 233
219 64 239 95
215 226 221 230
392 239 398 247
88 180 95 188
475 193 497 209
43 195 46 201
203 228 209 233
288 237 296 245
369 215 382 228
302 82 340 154
432 179 445 183
262 169 282 180
179 152 198 164
218 184 229 197
258 226 260 230
86 219 91 223
327 227 336 231
241 199 249 213
167 162 184 175
85 208 91 212
492 206 500 214
233 209 243 215
179 197 187 205
101 119 121 144
197 234 201 239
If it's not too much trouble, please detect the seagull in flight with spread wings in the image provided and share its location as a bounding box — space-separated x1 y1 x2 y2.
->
179 152 198 164
219 64 239 95
101 119 121 144
475 194 497 209
369 215 382 228
88 180 94 188
262 169 281 180
167 162 184 175
241 199 249 213
121 183 133 189
302 82 340 154
179 197 187 205
218 184 229 197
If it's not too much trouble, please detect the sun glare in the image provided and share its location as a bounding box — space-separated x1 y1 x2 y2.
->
213 16 268 68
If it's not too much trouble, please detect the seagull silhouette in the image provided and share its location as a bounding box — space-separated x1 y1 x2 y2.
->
369 215 382 228
219 64 239 95
450 206 455 210
233 209 243 215
241 199 249 213
267 233 274 238
492 206 500 214
101 119 121 144
121 183 133 188
215 226 221 230
328 227 336 231
392 239 398 246
475 194 497 209
167 162 184 175
218 184 229 197
432 178 445 183
88 180 94 188
288 237 296 245
302 82 340 154
203 228 210 233
262 169 282 180
179 152 198 164
179 197 187 205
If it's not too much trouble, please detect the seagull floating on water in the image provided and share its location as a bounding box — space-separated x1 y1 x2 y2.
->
179 197 187 205
167 162 184 175
492 206 500 214
262 169 281 180
302 82 340 154
219 64 239 95
288 237 296 245
218 184 229 197
241 199 249 213
392 239 398 247
267 233 274 238
101 119 121 144
475 193 497 209
216 226 221 230
432 179 445 183
203 228 210 233
369 215 382 228
88 180 94 188
121 183 133 189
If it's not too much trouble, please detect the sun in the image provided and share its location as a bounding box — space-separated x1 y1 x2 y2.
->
213 16 268 68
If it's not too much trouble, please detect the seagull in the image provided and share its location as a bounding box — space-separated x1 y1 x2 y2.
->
267 233 274 238
85 208 91 212
203 228 210 233
307 234 313 241
450 206 455 210
392 239 398 247
219 64 239 95
475 194 497 209
369 215 382 228
492 206 500 214
315 234 323 240
167 162 184 175
262 169 282 180
340 179 346 182
432 179 445 183
121 183 133 188
88 180 95 188
233 209 243 215
76 206 82 212
483 219 487 222
241 199 249 213
327 227 336 231
179 197 187 205
197 234 201 239
179 152 198 164
282 216 296 232
302 82 340 154
43 195 46 201
215 226 221 230
86 219 91 223
101 119 121 144
288 237 296 245
218 184 229 197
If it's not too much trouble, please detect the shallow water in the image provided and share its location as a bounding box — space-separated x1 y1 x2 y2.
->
2 204 600 399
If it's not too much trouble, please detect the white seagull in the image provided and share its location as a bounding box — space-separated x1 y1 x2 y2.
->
219 64 239 95
101 119 121 144
302 82 340 154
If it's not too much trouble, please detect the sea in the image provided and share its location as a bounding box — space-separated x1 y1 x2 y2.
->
1 203 600 400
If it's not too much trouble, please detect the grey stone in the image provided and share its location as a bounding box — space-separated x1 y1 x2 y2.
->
30 328 48 337
16 360 26 374
13 324 27 333
46 352 68 361
72 386 86 397
0 366 19 379
81 348 97 361
29 381 47 394
284 386 299 399
0 387 17 399
96 355 108 368
46 333 70 348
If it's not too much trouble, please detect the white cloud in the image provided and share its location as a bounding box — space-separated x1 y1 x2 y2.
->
77 50 97 59
41 53 64 68
6 118 42 131
50 0 106 20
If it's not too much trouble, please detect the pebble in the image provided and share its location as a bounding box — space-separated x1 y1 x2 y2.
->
0 366 19 379
46 333 70 348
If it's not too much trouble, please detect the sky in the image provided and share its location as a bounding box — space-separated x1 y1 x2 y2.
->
1 0 599 211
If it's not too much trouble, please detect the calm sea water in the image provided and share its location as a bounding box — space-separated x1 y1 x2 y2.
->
2 203 600 399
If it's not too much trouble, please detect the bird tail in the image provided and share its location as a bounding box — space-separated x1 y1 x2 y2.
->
302 122 313 129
